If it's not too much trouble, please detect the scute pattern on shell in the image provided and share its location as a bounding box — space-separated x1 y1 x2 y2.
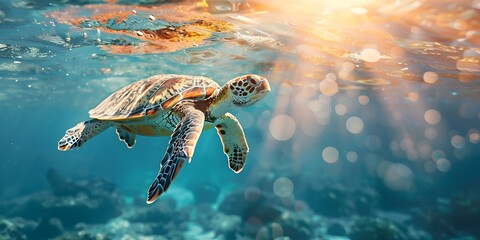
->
88 74 220 120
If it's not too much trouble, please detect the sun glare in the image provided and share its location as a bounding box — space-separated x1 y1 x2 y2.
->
260 0 382 13
252 0 480 196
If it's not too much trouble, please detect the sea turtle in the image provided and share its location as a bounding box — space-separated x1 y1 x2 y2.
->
57 74 270 204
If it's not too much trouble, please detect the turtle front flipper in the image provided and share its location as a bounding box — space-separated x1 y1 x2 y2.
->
58 120 110 151
116 128 136 148
146 103 205 204
214 113 249 173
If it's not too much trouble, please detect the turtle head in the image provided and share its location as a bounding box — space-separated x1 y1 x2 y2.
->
226 74 270 107
207 74 270 119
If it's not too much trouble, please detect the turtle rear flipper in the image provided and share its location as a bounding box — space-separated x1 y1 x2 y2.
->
116 128 136 148
58 120 110 151
147 103 205 204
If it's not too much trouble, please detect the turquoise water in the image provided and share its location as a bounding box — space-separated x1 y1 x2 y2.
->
1 0 480 239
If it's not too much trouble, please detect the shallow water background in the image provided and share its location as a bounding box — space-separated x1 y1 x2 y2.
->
1 0 480 239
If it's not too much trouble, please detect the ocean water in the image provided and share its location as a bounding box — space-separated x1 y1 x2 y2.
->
1 0 479 239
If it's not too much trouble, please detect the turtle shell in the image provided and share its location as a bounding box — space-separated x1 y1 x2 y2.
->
89 74 220 120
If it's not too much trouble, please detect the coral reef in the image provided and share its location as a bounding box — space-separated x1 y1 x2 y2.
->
349 217 407 240
303 182 380 217
2 169 480 239
0 169 123 239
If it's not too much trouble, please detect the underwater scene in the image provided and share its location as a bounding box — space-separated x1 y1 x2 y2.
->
1 0 480 239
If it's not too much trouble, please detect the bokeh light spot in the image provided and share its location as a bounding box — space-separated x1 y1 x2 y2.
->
346 151 358 163
346 116 364 134
424 109 441 125
319 79 339 96
384 163 415 191
407 92 419 102
360 48 381 63
269 115 296 141
423 71 438 84
417 140 432 157
342 61 356 72
340 62 356 78
322 146 339 163
436 158 451 172
273 177 294 197
451 135 466 149
335 104 347 116
431 149 446 161
468 129 479 143
308 100 322 112
358 95 369 105
257 223 283 240
424 127 438 140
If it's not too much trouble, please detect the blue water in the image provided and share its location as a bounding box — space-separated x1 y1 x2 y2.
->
1 0 480 239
